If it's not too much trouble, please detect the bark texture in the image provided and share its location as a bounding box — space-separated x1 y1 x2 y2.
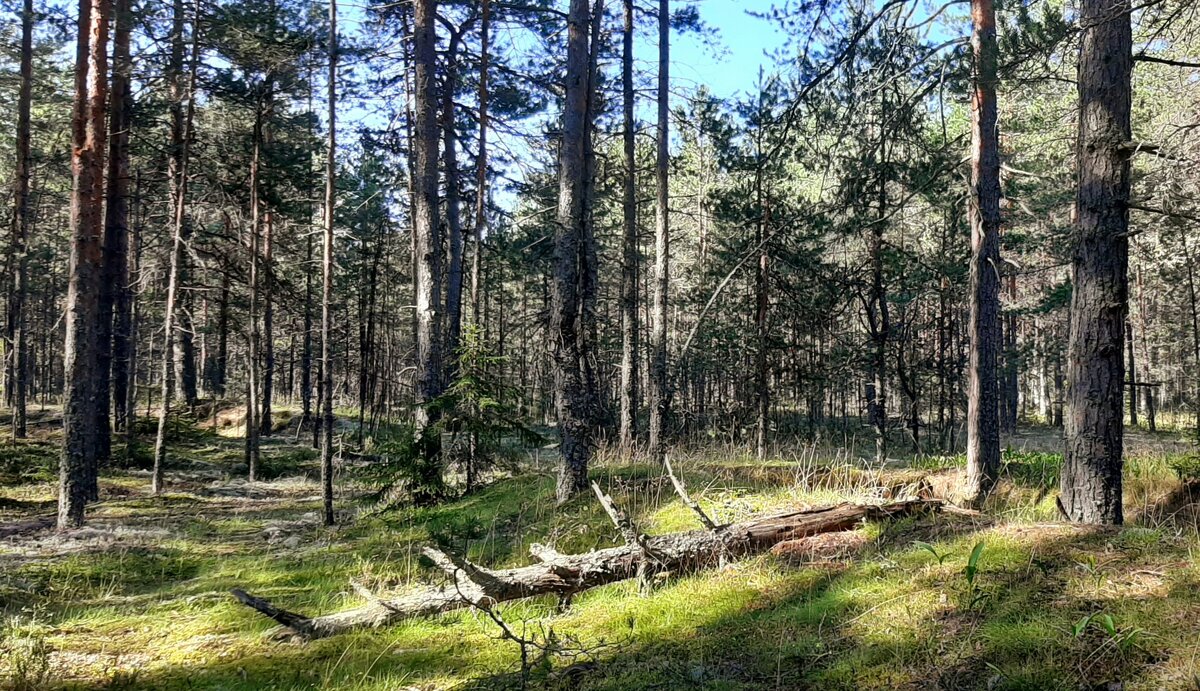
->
413 0 443 431
8 0 33 440
549 0 595 502
648 0 670 463
60 0 111 529
618 0 639 449
964 0 1002 506
1061 0 1131 525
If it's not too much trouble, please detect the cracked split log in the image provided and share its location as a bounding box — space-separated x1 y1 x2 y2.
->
231 498 941 640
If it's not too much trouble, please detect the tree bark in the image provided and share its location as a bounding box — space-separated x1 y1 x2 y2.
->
98 0 131 459
443 27 465 379
167 0 197 409
107 1 134 437
413 0 443 437
964 0 1002 507
618 0 639 449
470 0 490 327
550 0 594 502
245 108 264 481
260 207 274 435
1061 0 1131 525
648 0 670 464
579 0 606 436
320 0 338 526
8 0 33 440
60 0 111 529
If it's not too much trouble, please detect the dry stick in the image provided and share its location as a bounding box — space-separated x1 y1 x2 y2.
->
663 455 728 566
591 481 661 593
663 455 720 533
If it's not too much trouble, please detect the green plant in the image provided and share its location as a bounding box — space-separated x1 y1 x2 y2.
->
1068 612 1148 654
1167 454 1200 483
357 423 449 508
2 622 53 691
913 540 951 565
961 541 989 610
437 325 544 491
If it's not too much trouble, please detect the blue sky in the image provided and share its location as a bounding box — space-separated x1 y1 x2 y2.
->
670 0 789 101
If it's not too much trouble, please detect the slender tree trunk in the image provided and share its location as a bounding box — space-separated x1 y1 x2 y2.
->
8 0 33 440
550 0 593 502
618 0 639 449
754 167 769 461
579 0 605 435
1126 320 1138 426
320 0 338 526
260 207 274 435
443 30 465 379
1180 229 1200 440
122 170 141 442
1061 0 1131 525
166 0 197 409
413 0 443 437
300 232 313 436
648 0 670 463
152 0 199 495
215 254 229 398
60 0 110 529
106 6 134 437
97 0 131 459
470 0 489 326
1135 265 1155 430
245 108 264 481
964 0 1002 506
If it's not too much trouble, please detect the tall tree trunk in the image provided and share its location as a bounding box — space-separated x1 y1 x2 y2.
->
245 107 264 481
1135 265 1155 430
964 0 1002 506
579 0 605 436
1126 320 1137 426
106 0 134 437
260 207 274 435
443 29 465 379
97 0 131 460
300 232 313 436
320 0 338 526
152 0 199 495
648 0 670 463
214 249 229 398
122 170 141 442
8 0 33 440
754 164 769 461
618 0 639 449
60 0 110 529
550 0 593 502
470 0 489 326
413 0 443 436
1061 0 1131 525
1179 229 1200 440
167 0 197 409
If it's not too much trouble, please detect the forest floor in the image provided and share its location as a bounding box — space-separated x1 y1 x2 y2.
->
2 407 1200 690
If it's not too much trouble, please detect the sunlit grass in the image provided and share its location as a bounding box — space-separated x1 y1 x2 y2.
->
2 417 1200 689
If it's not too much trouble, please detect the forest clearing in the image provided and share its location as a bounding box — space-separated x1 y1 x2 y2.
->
4 0 1200 687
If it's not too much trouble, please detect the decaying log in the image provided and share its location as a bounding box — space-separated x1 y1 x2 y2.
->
231 498 941 640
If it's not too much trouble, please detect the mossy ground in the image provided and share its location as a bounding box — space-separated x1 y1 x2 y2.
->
2 408 1200 690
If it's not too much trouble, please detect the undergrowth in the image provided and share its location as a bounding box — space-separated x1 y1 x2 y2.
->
1 415 1198 689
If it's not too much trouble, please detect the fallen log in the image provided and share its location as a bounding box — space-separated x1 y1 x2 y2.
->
231 497 941 640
